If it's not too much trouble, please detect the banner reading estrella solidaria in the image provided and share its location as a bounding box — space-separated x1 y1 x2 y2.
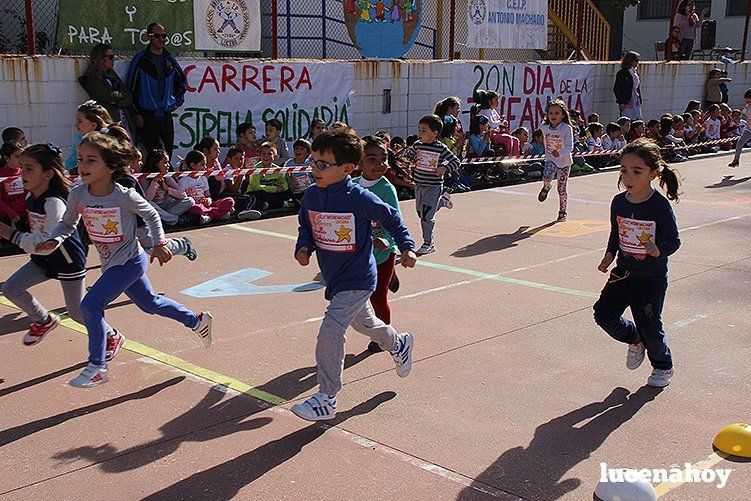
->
57 0 260 52
172 60 356 149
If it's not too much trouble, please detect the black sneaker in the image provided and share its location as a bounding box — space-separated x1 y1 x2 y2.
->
367 341 384 353
389 272 400 293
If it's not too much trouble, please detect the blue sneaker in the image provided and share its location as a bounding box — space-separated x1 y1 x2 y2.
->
391 332 414 378
291 392 337 421
183 237 197 261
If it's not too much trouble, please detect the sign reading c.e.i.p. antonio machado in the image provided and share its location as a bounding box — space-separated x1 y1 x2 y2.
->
57 0 260 52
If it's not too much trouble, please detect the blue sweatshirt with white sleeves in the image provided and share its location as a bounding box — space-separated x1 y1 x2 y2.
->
296 177 415 300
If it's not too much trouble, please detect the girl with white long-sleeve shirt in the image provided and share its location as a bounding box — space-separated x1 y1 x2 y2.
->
537 99 574 222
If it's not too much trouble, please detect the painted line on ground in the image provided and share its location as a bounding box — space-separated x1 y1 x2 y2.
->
653 451 730 498
489 188 745 219
228 224 599 299
0 295 511 499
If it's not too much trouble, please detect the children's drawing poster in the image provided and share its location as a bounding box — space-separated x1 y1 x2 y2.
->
343 0 423 58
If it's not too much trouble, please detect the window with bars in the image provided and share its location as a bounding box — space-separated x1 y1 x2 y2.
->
727 0 748 17
637 0 712 20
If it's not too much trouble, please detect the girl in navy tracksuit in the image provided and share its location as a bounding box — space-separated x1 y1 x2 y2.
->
290 128 418 422
0 144 90 347
594 139 681 388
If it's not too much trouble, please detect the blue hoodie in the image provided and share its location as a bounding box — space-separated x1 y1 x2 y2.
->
296 177 415 300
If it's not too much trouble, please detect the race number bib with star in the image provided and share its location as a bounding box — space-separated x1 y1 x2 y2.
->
81 206 124 244
415 149 440 174
617 216 656 257
545 135 565 153
308 210 356 252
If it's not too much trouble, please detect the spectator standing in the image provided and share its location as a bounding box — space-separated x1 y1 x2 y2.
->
613 52 643 121
126 23 186 159
79 44 134 133
674 1 710 60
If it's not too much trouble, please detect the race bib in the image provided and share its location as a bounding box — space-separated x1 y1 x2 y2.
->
617 216 656 257
289 173 313 193
415 149 440 173
4 177 24 196
81 206 124 244
546 135 564 153
708 124 717 136
186 186 206 203
309 210 356 252
28 211 45 233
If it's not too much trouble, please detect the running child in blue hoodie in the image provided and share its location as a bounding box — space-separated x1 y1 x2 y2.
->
292 127 418 421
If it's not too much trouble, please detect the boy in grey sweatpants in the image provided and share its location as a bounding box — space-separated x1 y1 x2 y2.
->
292 127 418 421
412 114 460 256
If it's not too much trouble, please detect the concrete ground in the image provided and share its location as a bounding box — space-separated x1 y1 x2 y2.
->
0 153 749 500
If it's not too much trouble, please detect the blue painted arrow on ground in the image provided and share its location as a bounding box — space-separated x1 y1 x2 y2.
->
181 267 324 298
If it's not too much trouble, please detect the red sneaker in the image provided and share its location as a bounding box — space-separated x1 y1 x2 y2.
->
105 329 126 361
23 314 60 346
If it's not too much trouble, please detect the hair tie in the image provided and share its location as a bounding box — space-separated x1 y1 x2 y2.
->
46 142 62 155
100 126 110 134
443 115 455 124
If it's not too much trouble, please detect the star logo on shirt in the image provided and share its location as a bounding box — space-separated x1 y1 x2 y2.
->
335 225 353 243
636 231 653 244
103 219 119 235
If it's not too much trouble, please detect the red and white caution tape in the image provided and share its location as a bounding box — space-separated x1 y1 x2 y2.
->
0 137 740 182
460 137 737 165
0 165 312 183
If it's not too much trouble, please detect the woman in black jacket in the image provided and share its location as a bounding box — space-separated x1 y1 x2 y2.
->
613 51 642 120
78 44 134 133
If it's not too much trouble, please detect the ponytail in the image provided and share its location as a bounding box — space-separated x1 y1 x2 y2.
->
659 164 681 202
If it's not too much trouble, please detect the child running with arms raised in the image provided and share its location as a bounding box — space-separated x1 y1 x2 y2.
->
292 127 417 421
37 130 212 388
594 138 681 388
538 99 574 222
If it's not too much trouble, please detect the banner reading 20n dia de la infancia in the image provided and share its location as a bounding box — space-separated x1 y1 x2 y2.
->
450 61 595 132
172 60 355 149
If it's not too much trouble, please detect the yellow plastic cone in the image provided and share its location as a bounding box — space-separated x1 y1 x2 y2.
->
713 423 751 458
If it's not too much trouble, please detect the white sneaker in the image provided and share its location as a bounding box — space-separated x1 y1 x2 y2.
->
440 191 453 209
626 341 645 370
237 209 262 221
192 311 212 348
198 215 211 225
647 367 674 388
416 243 435 256
291 392 337 421
391 332 414 378
69 363 108 388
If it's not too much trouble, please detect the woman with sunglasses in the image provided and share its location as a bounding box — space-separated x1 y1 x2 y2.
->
79 43 135 134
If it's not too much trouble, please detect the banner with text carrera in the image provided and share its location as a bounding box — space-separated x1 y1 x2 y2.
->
58 0 195 51
450 61 595 131
467 0 548 49
175 61 355 148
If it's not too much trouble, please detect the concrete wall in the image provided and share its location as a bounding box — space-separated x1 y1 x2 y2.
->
3 55 751 159
623 1 748 60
